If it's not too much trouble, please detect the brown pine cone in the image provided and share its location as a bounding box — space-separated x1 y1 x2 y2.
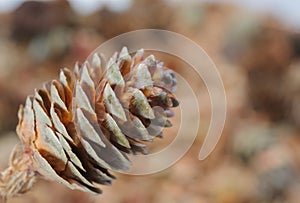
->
1 47 178 198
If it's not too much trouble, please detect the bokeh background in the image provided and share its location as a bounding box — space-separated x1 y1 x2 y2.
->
0 0 300 202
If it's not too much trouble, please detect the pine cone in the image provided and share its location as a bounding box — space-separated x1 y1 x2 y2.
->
1 47 178 198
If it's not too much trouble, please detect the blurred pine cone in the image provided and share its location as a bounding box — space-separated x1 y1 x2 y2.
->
1 47 178 198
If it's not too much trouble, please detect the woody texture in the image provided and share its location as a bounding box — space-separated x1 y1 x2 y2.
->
0 47 178 200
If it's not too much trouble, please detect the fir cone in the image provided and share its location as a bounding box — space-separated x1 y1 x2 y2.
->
0 47 178 198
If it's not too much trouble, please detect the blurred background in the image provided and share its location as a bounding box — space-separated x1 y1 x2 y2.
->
0 0 300 202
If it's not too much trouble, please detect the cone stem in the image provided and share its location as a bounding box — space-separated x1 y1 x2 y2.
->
0 144 36 201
